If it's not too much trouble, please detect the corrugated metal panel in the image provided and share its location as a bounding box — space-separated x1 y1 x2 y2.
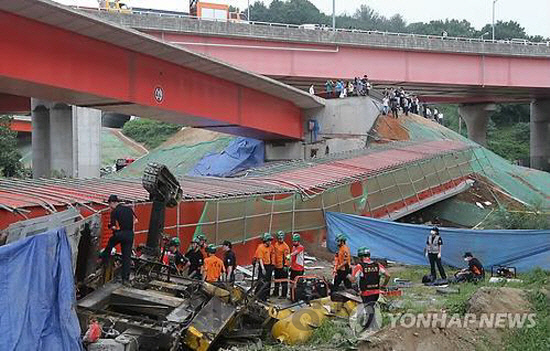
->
259 140 469 192
0 140 471 211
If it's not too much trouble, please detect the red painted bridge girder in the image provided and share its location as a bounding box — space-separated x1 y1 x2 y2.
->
154 32 550 102
9 119 31 133
0 10 308 140
0 93 30 114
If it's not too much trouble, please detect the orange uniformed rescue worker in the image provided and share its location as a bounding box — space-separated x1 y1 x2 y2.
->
202 244 225 283
273 230 290 298
290 233 305 280
254 232 274 301
333 234 352 290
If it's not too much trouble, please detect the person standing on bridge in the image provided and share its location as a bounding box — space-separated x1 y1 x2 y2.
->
102 195 137 285
325 80 334 98
402 96 410 116
362 76 371 96
382 96 389 115
347 81 355 97
390 95 400 119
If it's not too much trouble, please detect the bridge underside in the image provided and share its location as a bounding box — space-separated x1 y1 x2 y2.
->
0 7 320 140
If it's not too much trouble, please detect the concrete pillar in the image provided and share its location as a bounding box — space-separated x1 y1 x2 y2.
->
30 99 101 178
457 103 496 147
73 106 101 178
31 99 51 178
530 99 550 171
50 103 74 177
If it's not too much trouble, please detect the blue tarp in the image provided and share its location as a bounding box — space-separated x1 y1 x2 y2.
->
0 228 83 351
326 212 550 272
188 137 264 177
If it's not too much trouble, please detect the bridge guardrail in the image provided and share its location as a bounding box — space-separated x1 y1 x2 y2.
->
76 7 550 47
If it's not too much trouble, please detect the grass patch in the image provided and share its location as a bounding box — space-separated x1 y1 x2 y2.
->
517 268 550 288
504 289 550 351
261 320 353 351
101 129 144 166
122 118 181 149
444 281 487 315
308 319 351 345
389 265 427 282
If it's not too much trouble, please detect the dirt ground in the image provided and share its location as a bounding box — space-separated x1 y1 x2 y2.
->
361 287 530 351
466 287 530 315
362 325 481 351
371 115 410 142
160 127 230 147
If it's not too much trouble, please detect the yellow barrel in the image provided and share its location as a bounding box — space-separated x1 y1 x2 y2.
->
271 305 327 345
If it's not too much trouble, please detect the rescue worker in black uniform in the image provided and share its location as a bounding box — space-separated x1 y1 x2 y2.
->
101 195 137 285
454 252 485 283
222 240 237 282
351 247 391 331
163 237 189 275
351 247 390 304
185 237 204 279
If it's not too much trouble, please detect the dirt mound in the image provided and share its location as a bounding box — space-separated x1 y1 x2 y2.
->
466 287 529 315
362 287 530 350
161 127 230 148
363 325 481 351
372 115 410 142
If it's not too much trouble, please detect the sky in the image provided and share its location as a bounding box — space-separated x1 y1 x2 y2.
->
56 0 550 38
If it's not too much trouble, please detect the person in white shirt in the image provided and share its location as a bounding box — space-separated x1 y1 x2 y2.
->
382 97 389 115
433 108 439 121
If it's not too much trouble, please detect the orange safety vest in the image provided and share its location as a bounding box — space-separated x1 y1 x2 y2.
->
273 241 290 269
255 243 274 265
204 255 225 282
334 244 351 271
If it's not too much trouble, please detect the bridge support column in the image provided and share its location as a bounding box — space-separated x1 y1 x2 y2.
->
31 99 51 178
530 99 550 171
458 103 496 147
31 99 101 179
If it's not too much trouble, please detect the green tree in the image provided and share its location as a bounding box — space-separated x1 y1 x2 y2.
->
247 1 544 43
479 20 527 40
248 2 271 22
407 19 477 37
255 0 326 25
490 104 530 126
351 5 383 30
0 116 22 177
